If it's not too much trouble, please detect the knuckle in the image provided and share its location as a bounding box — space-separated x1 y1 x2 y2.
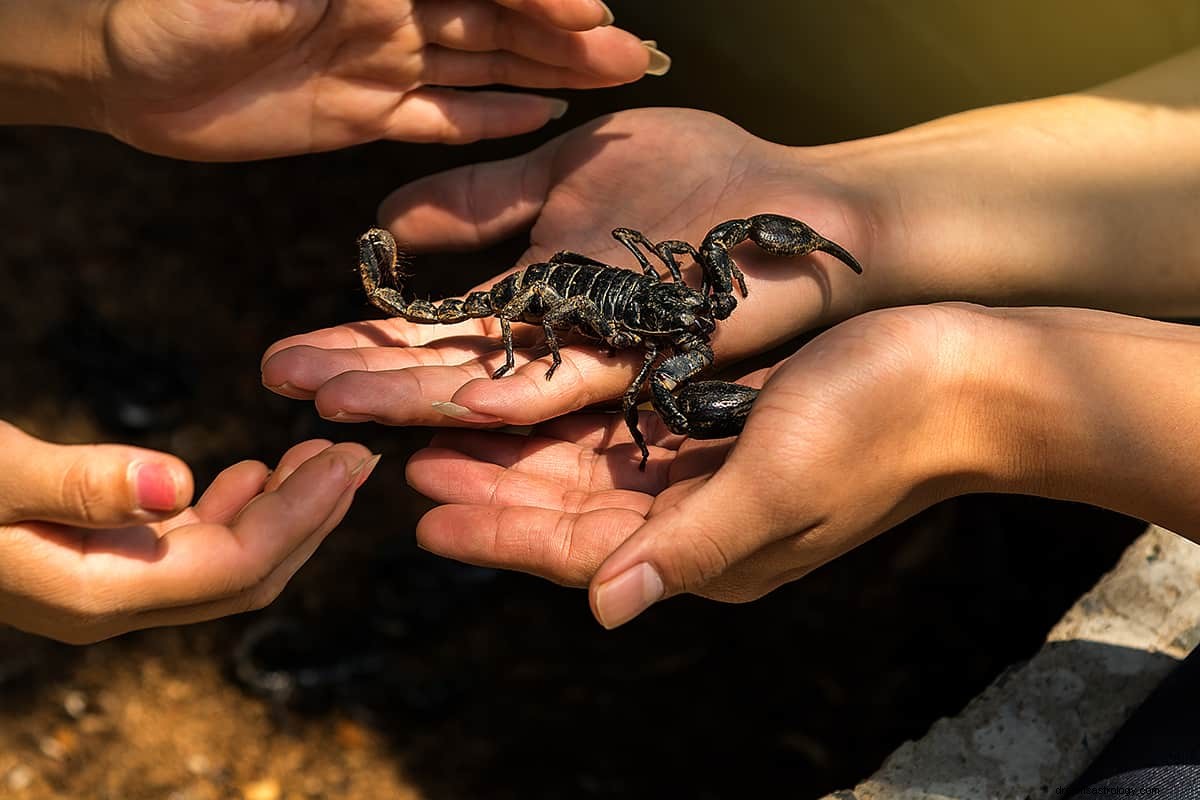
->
60 454 121 523
669 530 733 593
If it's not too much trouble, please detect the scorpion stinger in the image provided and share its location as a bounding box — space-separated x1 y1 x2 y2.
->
356 215 862 470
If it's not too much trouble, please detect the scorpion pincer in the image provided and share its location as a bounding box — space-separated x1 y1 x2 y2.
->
358 214 863 469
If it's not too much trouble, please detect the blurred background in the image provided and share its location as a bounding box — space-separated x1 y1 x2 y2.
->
1 2 1197 798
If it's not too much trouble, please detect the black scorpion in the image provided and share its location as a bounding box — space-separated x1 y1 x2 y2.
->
358 214 863 468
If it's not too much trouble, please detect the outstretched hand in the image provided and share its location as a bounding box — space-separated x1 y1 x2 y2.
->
402 304 985 628
262 108 875 428
0 423 377 643
91 0 660 159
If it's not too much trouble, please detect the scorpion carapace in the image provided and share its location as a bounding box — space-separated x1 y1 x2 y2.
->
358 214 863 469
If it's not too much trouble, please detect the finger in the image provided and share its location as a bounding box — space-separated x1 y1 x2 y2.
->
408 441 661 506
261 440 336 493
377 134 563 251
422 428 671 491
116 443 373 610
417 2 648 80
448 344 644 424
192 461 271 525
261 319 497 369
489 0 615 31
587 462 785 629
416 504 642 585
384 87 572 145
422 46 617 90
0 422 192 528
129 455 373 630
310 344 558 424
262 338 505 399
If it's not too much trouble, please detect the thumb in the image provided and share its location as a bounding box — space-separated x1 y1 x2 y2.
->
587 466 779 630
0 422 193 527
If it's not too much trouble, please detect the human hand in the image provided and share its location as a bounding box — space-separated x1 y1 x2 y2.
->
262 108 876 428
402 304 989 628
0 422 377 643
69 0 659 159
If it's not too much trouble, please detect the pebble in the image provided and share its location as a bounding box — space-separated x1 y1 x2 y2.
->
6 765 34 792
243 777 282 800
63 690 87 719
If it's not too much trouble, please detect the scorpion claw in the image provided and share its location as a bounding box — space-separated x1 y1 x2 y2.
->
816 237 864 275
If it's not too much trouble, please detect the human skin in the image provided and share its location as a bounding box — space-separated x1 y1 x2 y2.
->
261 47 1200 626
0 0 665 159
0 428 379 643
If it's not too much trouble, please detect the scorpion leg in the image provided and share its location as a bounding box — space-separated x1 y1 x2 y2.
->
612 228 673 281
493 317 516 379
649 344 715 437
492 281 587 381
623 346 659 469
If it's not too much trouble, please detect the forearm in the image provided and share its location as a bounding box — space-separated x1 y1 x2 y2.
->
0 1 106 129
829 47 1200 317
964 306 1200 538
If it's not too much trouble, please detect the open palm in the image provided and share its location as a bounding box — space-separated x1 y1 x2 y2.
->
263 108 873 426
96 0 653 159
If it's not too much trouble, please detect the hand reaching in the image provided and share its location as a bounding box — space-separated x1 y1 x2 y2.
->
262 108 875 428
90 0 660 159
0 422 377 643
402 304 985 627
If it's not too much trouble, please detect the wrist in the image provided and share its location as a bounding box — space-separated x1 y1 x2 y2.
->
0 0 110 130
818 85 1200 316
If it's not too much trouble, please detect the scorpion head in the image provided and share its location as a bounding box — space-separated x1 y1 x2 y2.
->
638 281 716 338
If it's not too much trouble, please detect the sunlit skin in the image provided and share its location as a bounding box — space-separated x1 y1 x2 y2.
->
0 0 660 159
265 48 1200 627
0 430 377 643
0 0 660 642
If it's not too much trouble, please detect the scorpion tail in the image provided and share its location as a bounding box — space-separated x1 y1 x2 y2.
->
357 227 494 324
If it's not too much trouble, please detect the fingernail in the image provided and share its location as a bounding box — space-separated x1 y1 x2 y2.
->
595 0 615 25
644 45 671 77
323 410 374 423
264 380 306 399
351 454 382 488
432 401 503 424
132 462 179 512
547 99 570 120
594 562 664 629
641 39 658 49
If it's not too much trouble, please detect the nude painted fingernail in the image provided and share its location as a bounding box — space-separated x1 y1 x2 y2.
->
594 562 664 629
432 401 503 424
351 454 382 488
641 39 658 49
132 462 179 512
644 45 671 77
324 410 374 423
547 99 570 120
595 0 615 25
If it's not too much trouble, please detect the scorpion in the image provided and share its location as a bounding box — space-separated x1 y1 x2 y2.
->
358 214 863 469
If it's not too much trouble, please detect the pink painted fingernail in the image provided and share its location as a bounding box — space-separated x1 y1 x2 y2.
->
432 402 503 424
132 462 179 512
593 562 664 629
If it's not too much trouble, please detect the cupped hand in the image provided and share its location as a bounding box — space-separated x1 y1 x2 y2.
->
401 304 990 628
262 108 877 428
0 422 377 643
91 0 658 159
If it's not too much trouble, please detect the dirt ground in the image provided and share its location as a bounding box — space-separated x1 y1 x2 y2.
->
1 5 1193 798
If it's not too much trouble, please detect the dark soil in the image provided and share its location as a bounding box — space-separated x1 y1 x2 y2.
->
1 5 1193 798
